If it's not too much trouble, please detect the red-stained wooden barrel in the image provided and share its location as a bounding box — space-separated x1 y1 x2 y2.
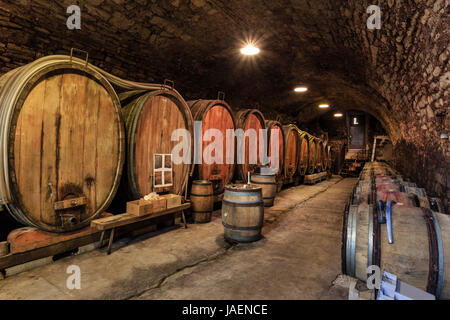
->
188 100 236 196
265 120 285 180
235 109 266 181
120 89 194 200
307 135 318 174
296 129 310 176
282 125 300 182
316 139 324 172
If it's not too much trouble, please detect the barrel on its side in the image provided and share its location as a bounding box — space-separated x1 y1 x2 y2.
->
120 89 194 200
188 100 236 198
316 139 324 172
0 55 125 232
222 185 264 243
297 130 310 176
191 180 214 223
265 120 285 183
251 174 277 207
282 125 300 182
343 204 450 299
235 109 266 181
307 135 318 174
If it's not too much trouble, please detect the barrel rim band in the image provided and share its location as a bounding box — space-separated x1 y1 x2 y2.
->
222 199 264 207
431 211 444 299
250 180 277 185
421 207 440 295
192 210 213 214
222 221 262 231
190 193 214 197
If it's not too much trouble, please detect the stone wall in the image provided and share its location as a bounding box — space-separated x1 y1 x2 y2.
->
0 0 448 210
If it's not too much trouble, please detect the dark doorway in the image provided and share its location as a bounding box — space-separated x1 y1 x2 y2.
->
348 113 365 149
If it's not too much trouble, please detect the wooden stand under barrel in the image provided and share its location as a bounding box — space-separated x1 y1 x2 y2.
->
91 202 190 255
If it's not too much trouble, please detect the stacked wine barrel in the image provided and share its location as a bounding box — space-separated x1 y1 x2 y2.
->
0 54 333 235
0 55 125 232
343 161 449 299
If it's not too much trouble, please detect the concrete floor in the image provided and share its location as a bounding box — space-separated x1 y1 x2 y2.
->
0 176 357 300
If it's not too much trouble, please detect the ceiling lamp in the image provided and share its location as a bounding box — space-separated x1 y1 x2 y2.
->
294 87 308 93
319 104 330 108
334 113 344 118
240 44 260 55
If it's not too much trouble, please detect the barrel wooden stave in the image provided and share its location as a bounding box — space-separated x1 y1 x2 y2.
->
307 136 317 174
282 125 300 181
222 184 264 243
235 109 266 181
191 180 214 223
265 120 285 181
121 90 193 200
251 174 277 207
189 100 236 196
0 58 125 232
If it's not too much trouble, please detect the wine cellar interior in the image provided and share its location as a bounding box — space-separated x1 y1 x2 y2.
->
0 1 448 302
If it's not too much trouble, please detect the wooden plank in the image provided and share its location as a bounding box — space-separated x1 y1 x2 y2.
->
0 232 102 270
53 196 87 211
91 203 190 231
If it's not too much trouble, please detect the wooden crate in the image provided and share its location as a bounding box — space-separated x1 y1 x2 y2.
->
127 198 167 217
161 194 182 208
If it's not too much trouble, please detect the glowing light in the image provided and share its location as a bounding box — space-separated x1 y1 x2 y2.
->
294 87 308 93
319 104 330 108
334 113 344 118
240 44 260 55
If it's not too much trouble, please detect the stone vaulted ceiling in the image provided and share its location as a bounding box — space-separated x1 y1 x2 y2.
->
0 0 448 143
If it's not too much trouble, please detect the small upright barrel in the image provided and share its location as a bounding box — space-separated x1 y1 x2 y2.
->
282 125 300 182
235 109 266 181
222 184 264 243
0 55 125 232
191 180 214 223
188 100 236 198
251 173 277 207
120 88 194 199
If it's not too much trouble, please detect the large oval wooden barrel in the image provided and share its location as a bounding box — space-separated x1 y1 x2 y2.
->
188 100 236 197
316 139 324 172
296 129 310 176
251 173 277 207
343 204 450 299
222 184 264 243
307 135 318 174
235 109 266 181
191 180 214 223
265 120 285 181
282 125 300 182
0 55 125 232
120 89 194 199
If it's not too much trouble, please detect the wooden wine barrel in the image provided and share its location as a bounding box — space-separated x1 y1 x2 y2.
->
188 100 236 197
343 204 450 299
235 109 266 181
265 120 285 180
282 125 300 182
0 55 125 232
222 184 264 243
326 145 332 171
296 129 310 176
120 89 194 199
251 173 277 207
307 135 318 174
316 139 324 172
191 180 214 223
